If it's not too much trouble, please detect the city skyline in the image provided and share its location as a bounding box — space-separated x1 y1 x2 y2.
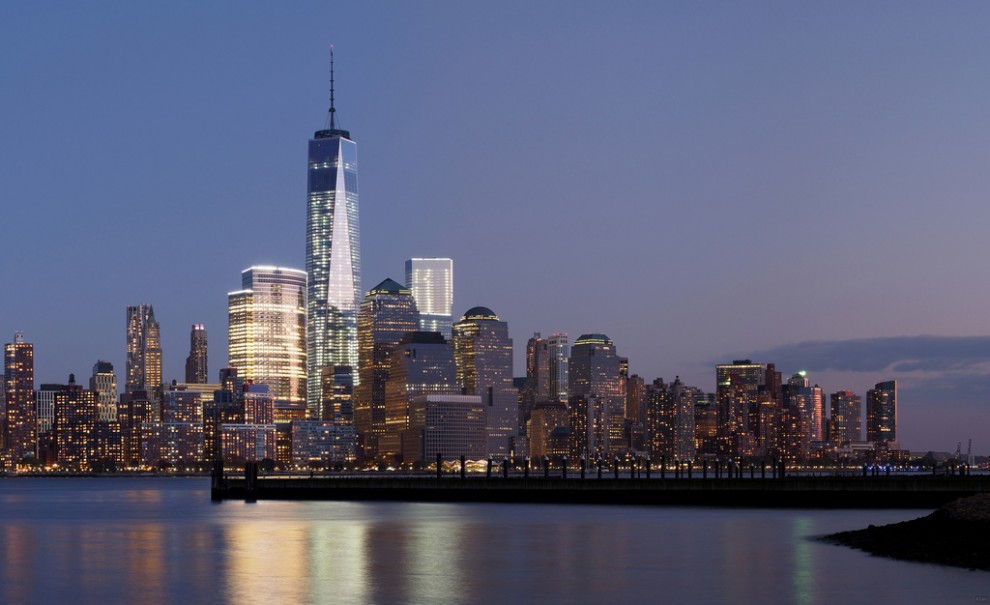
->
2 3 990 452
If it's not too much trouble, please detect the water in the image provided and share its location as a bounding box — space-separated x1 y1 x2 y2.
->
0 477 985 605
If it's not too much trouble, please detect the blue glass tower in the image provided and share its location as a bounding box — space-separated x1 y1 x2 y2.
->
306 50 361 417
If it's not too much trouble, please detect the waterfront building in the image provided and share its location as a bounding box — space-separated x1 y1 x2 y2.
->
404 394 486 464
382 332 459 462
830 390 862 445
353 278 419 459
118 391 157 467
89 361 118 423
527 401 568 459
242 382 274 425
307 50 361 411
35 384 59 459
184 324 208 384
866 380 897 447
452 307 516 457
644 377 696 462
715 359 769 457
52 374 99 469
141 422 203 467
781 371 824 461
221 424 277 463
162 385 203 424
290 419 356 466
228 266 308 405
125 305 162 395
568 333 624 458
3 333 36 466
405 258 453 339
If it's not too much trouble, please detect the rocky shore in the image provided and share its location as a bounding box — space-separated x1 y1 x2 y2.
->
821 493 990 571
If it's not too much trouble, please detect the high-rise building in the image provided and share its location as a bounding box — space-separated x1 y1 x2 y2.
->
644 377 696 462
382 332 459 462
780 371 825 461
353 278 419 459
568 333 624 458
228 266 308 405
715 359 768 457
89 361 118 423
405 258 453 340
185 324 208 384
126 305 162 395
547 333 569 403
866 380 897 447
405 394 486 464
3 333 36 466
830 390 862 445
307 50 361 412
452 307 516 457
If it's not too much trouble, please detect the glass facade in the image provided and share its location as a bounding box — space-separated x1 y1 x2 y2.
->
307 131 361 415
866 380 897 447
405 258 453 340
228 266 308 404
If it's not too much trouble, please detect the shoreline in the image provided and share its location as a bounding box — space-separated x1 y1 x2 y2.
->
820 493 990 571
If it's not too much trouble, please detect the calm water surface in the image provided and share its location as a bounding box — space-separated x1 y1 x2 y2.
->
0 477 985 605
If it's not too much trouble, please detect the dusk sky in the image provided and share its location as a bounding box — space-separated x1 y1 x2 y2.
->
3 2 989 453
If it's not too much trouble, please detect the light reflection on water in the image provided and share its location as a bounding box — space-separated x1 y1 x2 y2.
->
0 478 986 605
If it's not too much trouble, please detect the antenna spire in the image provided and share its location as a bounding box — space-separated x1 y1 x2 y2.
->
329 45 337 131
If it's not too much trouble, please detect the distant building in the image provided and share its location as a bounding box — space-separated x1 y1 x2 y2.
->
291 419 356 466
382 331 458 463
227 266 308 405
715 359 766 457
404 394 486 464
221 424 277 463
89 361 118 423
453 307 516 457
405 258 453 340
3 333 36 466
321 365 354 425
645 377 696 462
830 390 862 445
353 278 419 459
866 380 897 447
568 334 624 459
126 305 162 395
142 422 203 467
184 324 208 384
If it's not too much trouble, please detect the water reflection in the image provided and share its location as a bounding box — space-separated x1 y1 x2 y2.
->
0 479 986 605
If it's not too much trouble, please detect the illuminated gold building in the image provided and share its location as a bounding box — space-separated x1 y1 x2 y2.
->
126 305 162 395
228 266 307 405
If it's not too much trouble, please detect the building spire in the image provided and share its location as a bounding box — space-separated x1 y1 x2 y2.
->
328 45 337 131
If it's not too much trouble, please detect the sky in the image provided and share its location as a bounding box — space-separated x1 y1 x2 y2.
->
2 2 989 454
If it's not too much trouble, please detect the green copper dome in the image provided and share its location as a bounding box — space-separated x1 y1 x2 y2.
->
574 333 613 347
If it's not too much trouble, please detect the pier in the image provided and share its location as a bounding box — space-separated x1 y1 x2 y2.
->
211 462 989 508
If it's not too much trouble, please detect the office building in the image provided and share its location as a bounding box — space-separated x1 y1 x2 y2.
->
382 332 459 462
185 324 208 384
568 333 624 458
307 50 362 411
405 258 453 339
126 305 162 395
353 278 419 457
404 394 486 463
452 307 516 457
866 380 897 447
228 266 308 405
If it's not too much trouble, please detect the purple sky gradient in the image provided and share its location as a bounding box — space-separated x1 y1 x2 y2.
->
2 2 989 453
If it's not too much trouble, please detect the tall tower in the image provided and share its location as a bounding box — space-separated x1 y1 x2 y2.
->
307 48 361 414
3 333 36 465
453 307 516 457
228 266 308 404
353 278 419 459
866 380 897 447
568 333 623 458
185 324 208 384
125 305 162 394
405 258 453 339
830 389 862 445
89 361 118 423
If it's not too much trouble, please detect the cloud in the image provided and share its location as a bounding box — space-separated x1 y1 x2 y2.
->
724 335 990 374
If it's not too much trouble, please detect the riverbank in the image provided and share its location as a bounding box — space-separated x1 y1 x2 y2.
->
820 493 990 571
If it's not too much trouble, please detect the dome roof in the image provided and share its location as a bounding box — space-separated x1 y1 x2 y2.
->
461 306 499 321
574 333 613 347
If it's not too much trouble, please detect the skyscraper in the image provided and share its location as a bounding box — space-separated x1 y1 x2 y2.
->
126 305 162 395
307 50 361 413
89 361 118 423
228 266 307 404
453 307 516 457
185 324 208 384
830 390 862 445
3 333 36 465
866 380 897 447
568 333 624 458
405 258 453 339
353 278 419 459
